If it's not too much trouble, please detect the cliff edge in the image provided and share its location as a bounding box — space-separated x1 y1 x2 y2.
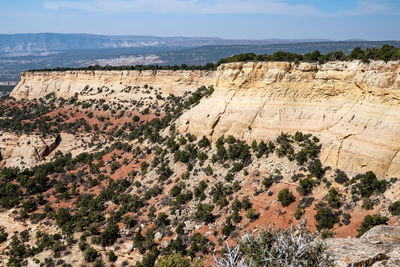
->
177 61 400 178
11 69 216 101
11 60 400 177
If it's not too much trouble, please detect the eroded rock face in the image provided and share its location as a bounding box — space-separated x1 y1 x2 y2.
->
177 61 400 178
11 69 216 101
0 132 94 169
0 133 58 168
9 60 400 177
326 225 400 266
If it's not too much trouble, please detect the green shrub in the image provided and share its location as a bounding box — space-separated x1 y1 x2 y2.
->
140 162 150 173
262 176 273 189
321 230 335 239
294 208 303 220
110 161 121 173
221 218 235 236
242 197 252 210
100 222 119 246
357 171 387 198
334 169 348 184
246 209 260 222
225 173 234 182
78 240 88 251
55 208 71 227
327 188 341 209
389 201 400 216
156 252 202 267
314 206 339 230
231 162 244 173
297 178 315 196
197 152 208 163
232 209 242 223
308 160 325 179
362 199 375 210
170 185 182 197
94 259 103 267
203 165 213 176
22 198 38 213
357 214 388 237
122 215 137 228
155 212 170 228
108 250 117 262
295 150 308 165
278 189 295 207
291 173 304 182
156 162 173 181
198 136 211 148
0 227 8 243
84 247 99 262
195 203 214 223
176 223 185 235
138 246 160 267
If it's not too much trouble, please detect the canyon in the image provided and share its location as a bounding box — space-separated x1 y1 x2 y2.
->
12 60 400 178
1 59 399 266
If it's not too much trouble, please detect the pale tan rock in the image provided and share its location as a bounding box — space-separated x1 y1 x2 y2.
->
177 60 400 178
0 132 98 169
326 225 400 267
11 69 215 101
9 60 400 177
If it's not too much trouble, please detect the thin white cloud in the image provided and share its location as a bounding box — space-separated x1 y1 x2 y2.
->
43 0 396 16
334 0 392 16
43 0 320 15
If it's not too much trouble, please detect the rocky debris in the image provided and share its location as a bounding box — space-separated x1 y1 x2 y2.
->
326 225 400 266
154 231 163 241
119 228 130 238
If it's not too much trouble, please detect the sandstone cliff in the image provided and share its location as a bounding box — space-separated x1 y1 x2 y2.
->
11 60 400 177
11 70 215 101
0 132 97 169
177 61 400 178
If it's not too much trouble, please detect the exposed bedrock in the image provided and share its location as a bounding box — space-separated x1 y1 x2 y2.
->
177 61 400 178
10 60 400 177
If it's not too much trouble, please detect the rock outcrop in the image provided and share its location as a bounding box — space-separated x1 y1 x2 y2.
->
327 225 400 266
10 60 400 177
11 69 215 101
0 132 94 168
177 61 400 178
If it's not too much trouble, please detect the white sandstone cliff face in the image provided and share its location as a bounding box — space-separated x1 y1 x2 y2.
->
177 61 400 178
0 132 98 169
9 60 400 177
10 70 216 101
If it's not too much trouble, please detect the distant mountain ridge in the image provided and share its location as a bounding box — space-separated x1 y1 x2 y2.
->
0 33 331 53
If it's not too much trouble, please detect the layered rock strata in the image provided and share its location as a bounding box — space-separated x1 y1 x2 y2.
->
11 61 400 177
11 69 215 100
177 61 400 178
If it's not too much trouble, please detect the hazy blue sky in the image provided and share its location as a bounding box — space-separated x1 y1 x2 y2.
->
1 0 399 40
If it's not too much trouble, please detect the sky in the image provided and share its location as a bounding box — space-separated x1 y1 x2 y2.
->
0 0 399 40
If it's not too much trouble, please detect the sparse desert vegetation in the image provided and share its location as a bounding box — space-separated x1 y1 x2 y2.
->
0 55 400 266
